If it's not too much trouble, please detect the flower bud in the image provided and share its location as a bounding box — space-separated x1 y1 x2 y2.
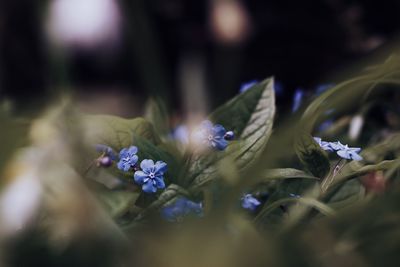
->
224 131 235 140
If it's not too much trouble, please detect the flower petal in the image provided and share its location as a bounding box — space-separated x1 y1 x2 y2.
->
212 138 228 151
154 161 168 174
349 151 363 161
129 155 139 166
154 176 165 189
134 171 148 184
337 150 351 160
212 124 226 137
117 161 130 172
142 180 157 193
119 148 128 158
140 159 155 172
330 141 346 151
128 146 138 155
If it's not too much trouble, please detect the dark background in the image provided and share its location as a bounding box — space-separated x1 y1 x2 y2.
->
1 0 400 114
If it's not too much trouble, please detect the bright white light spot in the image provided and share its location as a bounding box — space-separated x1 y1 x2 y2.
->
0 173 42 234
210 1 252 44
47 0 121 49
349 115 364 141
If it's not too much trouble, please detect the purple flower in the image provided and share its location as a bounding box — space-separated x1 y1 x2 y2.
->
241 194 261 211
117 146 139 172
134 159 167 193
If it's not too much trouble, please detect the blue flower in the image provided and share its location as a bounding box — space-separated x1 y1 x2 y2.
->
289 193 301 198
314 137 363 161
329 141 347 151
95 144 117 161
195 120 228 151
292 88 304 112
161 197 203 222
117 146 139 172
241 194 261 211
134 159 167 193
336 145 363 161
240 80 258 93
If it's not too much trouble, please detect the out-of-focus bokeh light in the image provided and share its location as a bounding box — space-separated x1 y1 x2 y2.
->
0 150 42 236
46 0 122 49
210 0 252 44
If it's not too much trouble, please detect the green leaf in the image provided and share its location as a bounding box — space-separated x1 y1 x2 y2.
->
259 168 319 182
81 115 161 151
189 78 276 190
327 179 365 210
210 78 274 137
331 159 400 187
254 196 335 224
295 133 330 178
98 190 140 218
144 98 169 136
301 55 400 132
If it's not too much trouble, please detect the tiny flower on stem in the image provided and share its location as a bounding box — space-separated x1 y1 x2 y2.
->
117 146 139 172
314 137 363 161
95 144 117 160
134 159 167 193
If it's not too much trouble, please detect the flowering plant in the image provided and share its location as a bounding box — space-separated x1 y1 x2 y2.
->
2 56 400 266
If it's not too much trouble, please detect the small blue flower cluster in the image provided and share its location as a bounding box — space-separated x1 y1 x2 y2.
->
95 144 167 193
196 120 234 151
314 137 363 161
161 197 203 222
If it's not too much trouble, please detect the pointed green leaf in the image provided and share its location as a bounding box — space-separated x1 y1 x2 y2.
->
144 98 169 136
189 78 276 190
81 115 161 151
